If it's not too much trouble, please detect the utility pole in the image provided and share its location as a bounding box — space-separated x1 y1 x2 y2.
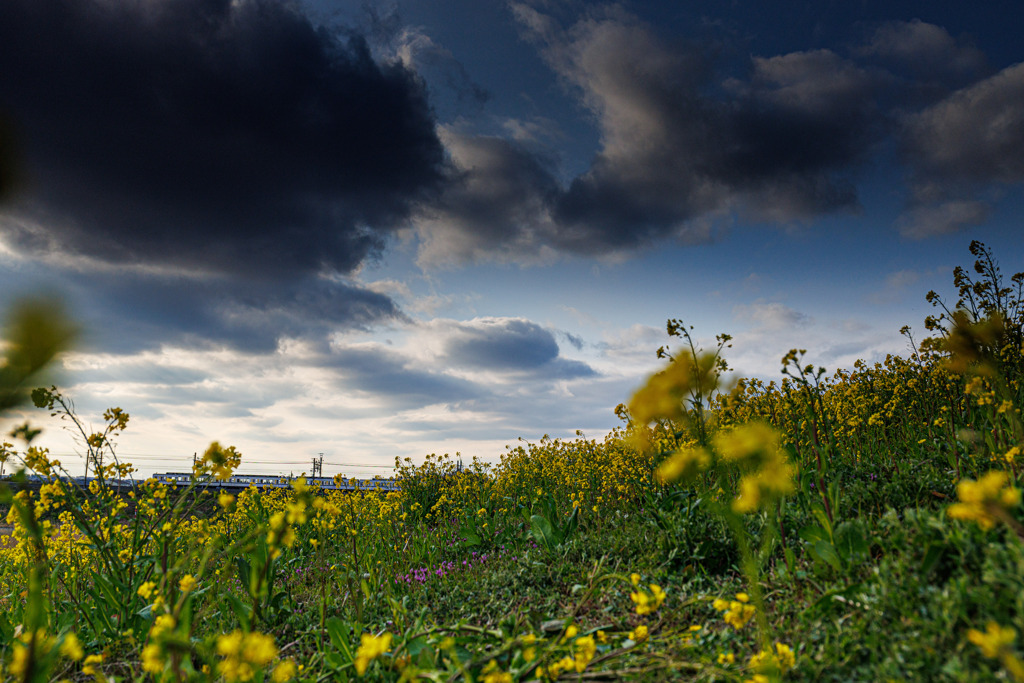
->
311 453 324 477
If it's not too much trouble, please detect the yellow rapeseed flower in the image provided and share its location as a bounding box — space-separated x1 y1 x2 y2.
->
657 446 711 484
59 632 84 661
631 584 666 615
628 625 648 643
150 615 175 639
749 642 796 675
714 594 756 630
713 422 779 465
948 470 1021 530
968 622 1017 659
481 660 513 683
179 574 197 593
82 653 104 676
198 442 243 481
574 635 597 672
141 644 165 674
272 659 298 683
354 632 392 676
628 355 694 426
216 630 278 682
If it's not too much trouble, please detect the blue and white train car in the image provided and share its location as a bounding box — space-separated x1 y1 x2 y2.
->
152 472 400 492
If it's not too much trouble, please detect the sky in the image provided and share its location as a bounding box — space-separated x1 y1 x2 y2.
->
0 0 1022 478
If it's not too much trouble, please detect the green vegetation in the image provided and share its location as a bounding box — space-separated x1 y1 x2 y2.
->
0 241 1022 681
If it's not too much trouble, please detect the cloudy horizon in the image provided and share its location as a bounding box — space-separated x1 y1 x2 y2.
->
1 0 1021 477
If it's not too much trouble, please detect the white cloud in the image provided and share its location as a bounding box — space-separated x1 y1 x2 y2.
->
897 199 991 239
732 302 812 332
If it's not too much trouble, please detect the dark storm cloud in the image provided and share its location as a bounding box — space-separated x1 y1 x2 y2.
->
326 346 480 409
411 9 1023 262
413 5 891 261
0 113 22 202
415 131 562 264
859 19 989 90
898 62 1024 238
69 270 404 353
897 199 992 239
442 318 596 378
0 0 445 278
550 43 879 247
365 6 490 118
903 63 1024 185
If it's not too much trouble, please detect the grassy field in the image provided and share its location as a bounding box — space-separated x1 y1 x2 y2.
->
0 240 1022 682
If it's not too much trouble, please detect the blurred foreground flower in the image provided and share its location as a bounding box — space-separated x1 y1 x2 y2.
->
947 470 1021 531
1 296 77 413
355 632 392 675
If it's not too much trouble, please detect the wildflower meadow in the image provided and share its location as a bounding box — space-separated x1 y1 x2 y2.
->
1 240 1023 681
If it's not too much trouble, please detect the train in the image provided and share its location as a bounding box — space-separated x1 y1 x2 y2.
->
152 472 400 492
0 472 401 493
0 474 135 489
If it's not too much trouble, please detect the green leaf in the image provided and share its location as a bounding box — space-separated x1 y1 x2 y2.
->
270 590 289 612
561 504 579 541
91 571 122 610
461 530 482 549
235 557 251 597
834 520 869 564
811 540 843 572
326 617 354 660
810 505 833 539
783 547 797 575
798 525 829 544
406 636 429 658
920 543 944 577
224 594 252 630
324 651 348 672
0 612 12 641
530 514 560 551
